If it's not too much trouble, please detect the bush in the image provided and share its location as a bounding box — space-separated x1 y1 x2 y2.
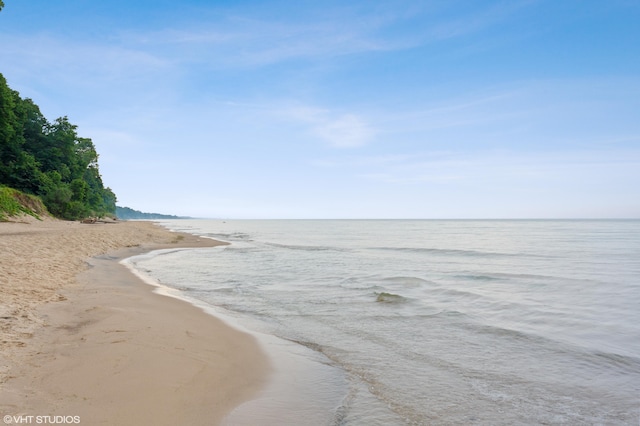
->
0 186 46 221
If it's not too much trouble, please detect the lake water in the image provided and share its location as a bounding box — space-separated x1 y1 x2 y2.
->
126 219 640 425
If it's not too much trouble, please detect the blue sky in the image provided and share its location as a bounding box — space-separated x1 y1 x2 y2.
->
1 0 639 218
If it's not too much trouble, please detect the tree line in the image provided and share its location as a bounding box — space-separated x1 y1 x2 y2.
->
0 73 116 220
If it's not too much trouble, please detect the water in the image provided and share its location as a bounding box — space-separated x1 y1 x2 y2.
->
128 220 640 425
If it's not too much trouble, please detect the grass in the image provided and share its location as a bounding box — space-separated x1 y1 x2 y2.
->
0 186 47 221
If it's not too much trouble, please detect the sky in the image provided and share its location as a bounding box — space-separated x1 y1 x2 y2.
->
1 0 639 219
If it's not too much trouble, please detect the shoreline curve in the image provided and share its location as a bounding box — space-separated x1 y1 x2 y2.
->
0 219 269 425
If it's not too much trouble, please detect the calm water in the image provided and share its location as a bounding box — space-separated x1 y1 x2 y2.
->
128 220 640 425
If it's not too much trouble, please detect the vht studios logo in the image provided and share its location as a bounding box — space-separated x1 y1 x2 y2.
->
3 415 80 424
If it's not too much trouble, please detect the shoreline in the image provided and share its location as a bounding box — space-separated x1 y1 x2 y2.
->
0 218 270 425
122 237 350 425
133 221 350 425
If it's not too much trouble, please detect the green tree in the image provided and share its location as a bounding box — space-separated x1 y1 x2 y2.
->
1 73 117 219
40 171 72 217
17 97 50 164
11 95 47 193
0 75 38 191
0 75 20 181
70 178 88 202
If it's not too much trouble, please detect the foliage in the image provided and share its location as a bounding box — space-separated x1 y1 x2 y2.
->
0 186 47 221
116 206 187 220
0 73 117 220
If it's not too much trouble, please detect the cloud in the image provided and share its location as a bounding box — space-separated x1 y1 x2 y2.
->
106 10 406 69
313 114 375 148
426 0 539 41
106 0 537 69
0 34 169 82
348 149 640 189
283 106 376 148
0 33 174 119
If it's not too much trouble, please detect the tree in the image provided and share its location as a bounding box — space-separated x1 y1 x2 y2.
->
0 73 118 219
11 95 47 193
18 97 50 162
0 75 27 189
0 76 18 176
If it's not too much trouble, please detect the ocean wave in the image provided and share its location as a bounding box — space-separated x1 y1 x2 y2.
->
455 271 593 285
264 242 347 252
380 276 435 287
587 350 640 373
207 232 252 241
489 272 559 281
338 276 385 291
339 275 436 291
435 309 467 318
429 287 485 301
464 322 542 341
370 246 517 258
454 274 502 281
285 337 326 354
465 322 640 374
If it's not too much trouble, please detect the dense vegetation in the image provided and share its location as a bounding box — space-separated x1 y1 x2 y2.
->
0 186 48 221
0 73 116 220
116 206 187 220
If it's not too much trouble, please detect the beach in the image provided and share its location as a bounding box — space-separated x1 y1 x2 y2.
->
2 217 639 425
0 217 269 425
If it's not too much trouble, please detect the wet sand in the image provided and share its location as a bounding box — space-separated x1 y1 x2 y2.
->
0 217 269 425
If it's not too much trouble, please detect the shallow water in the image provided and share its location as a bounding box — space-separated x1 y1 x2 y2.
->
130 220 640 425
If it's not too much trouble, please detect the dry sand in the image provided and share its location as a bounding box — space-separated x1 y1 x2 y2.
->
0 216 269 425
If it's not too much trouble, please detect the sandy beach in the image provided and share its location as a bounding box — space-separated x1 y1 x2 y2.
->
0 217 269 425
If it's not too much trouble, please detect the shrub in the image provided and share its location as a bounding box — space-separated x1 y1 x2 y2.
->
0 186 46 221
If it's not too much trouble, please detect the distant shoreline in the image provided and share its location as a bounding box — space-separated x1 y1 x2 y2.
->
115 205 191 220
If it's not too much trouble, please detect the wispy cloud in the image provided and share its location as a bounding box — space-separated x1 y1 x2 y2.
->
105 0 538 69
283 105 376 148
426 0 539 41
0 33 171 102
347 149 640 188
113 17 402 68
313 114 375 148
0 0 542 100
